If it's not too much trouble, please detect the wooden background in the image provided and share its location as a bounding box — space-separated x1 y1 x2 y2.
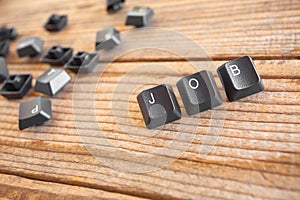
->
0 0 299 199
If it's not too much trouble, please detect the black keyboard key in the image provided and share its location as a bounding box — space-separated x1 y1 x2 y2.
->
19 97 52 130
217 56 264 101
0 39 10 57
125 7 154 27
17 37 44 57
44 14 67 32
0 57 9 83
107 0 125 13
0 74 32 99
65 51 99 73
137 84 181 129
35 68 71 96
96 27 120 50
177 70 223 115
42 46 73 65
0 26 17 41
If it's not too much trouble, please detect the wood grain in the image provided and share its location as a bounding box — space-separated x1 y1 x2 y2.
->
0 0 299 199
0 0 299 62
0 173 147 200
0 60 299 199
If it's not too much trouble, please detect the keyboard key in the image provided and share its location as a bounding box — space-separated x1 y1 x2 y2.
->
65 51 99 73
137 84 181 129
35 68 71 96
177 70 223 115
0 39 10 57
0 26 17 41
217 56 264 101
19 97 52 130
42 46 73 65
107 0 125 13
96 27 120 50
17 37 44 57
44 14 67 31
0 57 9 83
0 74 32 99
125 7 154 27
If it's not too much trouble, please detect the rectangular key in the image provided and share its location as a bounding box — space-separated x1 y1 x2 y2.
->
217 56 264 101
137 84 181 129
19 97 52 130
177 70 223 115
35 68 71 96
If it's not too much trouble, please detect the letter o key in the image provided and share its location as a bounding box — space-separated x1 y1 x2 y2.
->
188 78 199 89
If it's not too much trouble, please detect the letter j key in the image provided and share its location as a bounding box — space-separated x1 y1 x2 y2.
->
217 56 264 101
137 84 181 129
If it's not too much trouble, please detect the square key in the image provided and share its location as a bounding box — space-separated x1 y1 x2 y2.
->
17 37 44 57
125 7 154 27
96 27 120 50
42 46 73 65
0 39 10 57
137 84 181 129
107 0 125 13
35 68 71 96
177 70 223 115
19 97 52 130
0 57 9 83
217 56 264 101
65 51 99 73
0 74 32 99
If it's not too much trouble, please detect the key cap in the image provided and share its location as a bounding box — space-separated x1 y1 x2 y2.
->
0 57 9 83
42 45 73 65
44 14 67 31
177 70 223 115
107 0 125 13
17 37 44 57
19 97 52 130
0 39 10 57
217 56 264 101
137 84 181 129
65 51 99 73
35 68 71 96
0 74 32 99
125 7 154 27
0 26 17 41
96 27 120 50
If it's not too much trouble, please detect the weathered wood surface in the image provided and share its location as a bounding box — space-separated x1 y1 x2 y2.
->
0 0 299 199
0 0 299 62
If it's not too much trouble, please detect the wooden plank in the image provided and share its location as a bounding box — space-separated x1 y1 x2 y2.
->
0 60 299 199
0 0 299 62
0 173 148 200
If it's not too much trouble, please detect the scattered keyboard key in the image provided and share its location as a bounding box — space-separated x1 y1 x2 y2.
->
0 74 32 99
0 39 10 57
217 56 264 101
65 51 99 73
107 0 125 13
44 14 67 31
19 97 52 130
42 46 73 65
96 27 120 50
0 26 17 41
125 7 154 27
17 37 44 57
177 70 223 115
0 57 9 83
35 68 71 96
137 84 181 129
